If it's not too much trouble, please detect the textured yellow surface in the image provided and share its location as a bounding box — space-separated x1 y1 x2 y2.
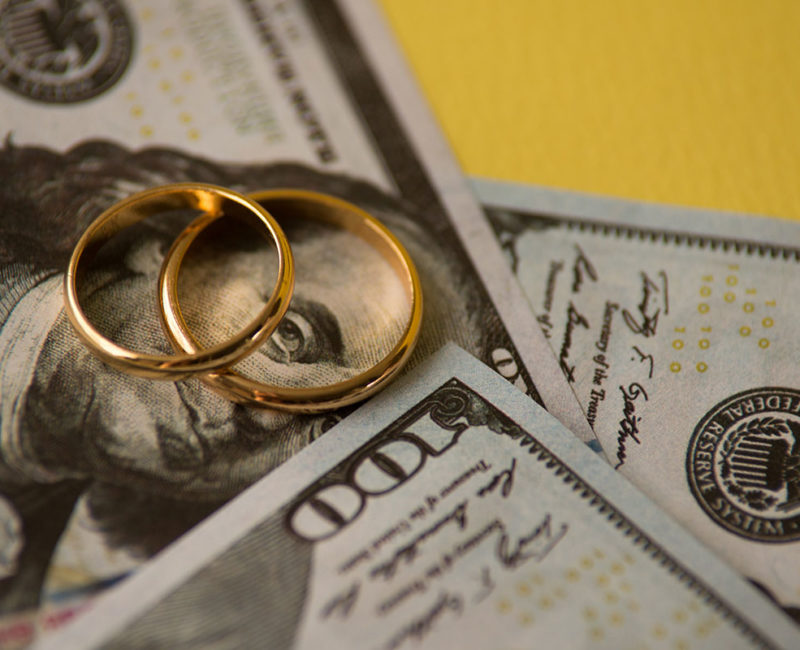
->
379 0 800 219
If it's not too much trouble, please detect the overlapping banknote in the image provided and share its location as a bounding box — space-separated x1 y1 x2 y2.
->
40 346 800 649
1 0 799 647
476 178 800 622
0 0 591 645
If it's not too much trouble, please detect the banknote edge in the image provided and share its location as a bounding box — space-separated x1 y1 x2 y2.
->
328 0 596 444
473 177 800 253
39 343 800 649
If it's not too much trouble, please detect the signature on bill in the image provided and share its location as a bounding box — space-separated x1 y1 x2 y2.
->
571 244 598 293
558 302 590 383
614 382 649 469
622 271 668 337
631 345 654 379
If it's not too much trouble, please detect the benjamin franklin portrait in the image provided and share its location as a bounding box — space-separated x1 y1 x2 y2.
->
0 139 491 617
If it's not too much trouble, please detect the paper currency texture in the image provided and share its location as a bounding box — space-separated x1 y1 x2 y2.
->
0 0 591 641
43 345 800 649
476 177 800 623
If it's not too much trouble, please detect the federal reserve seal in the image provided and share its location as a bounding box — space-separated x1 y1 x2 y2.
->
0 0 133 104
687 387 800 542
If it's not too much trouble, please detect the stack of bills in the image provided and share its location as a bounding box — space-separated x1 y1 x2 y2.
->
0 1 797 648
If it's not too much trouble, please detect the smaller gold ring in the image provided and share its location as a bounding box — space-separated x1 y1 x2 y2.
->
63 183 294 380
158 189 423 412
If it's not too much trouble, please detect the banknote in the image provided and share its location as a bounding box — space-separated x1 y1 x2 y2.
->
0 0 596 642
37 344 800 649
475 178 800 623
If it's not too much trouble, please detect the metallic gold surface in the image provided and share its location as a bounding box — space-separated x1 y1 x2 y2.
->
159 189 423 412
64 183 294 380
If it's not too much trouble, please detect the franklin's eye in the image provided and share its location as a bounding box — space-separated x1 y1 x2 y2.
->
263 298 344 365
272 311 316 363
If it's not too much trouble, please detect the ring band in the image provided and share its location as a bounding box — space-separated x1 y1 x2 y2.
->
158 189 423 412
64 183 294 380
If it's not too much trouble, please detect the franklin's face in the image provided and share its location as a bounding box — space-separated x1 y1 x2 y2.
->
26 215 415 500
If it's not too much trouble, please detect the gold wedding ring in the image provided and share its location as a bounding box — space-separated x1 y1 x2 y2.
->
158 189 423 412
64 183 294 380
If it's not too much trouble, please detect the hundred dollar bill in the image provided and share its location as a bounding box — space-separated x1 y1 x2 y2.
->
40 345 800 649
475 178 800 623
0 0 594 642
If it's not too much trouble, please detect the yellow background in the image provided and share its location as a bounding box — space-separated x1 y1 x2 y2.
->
379 1 800 219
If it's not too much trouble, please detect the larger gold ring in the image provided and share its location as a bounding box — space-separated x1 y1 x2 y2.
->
64 183 294 380
158 189 423 412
